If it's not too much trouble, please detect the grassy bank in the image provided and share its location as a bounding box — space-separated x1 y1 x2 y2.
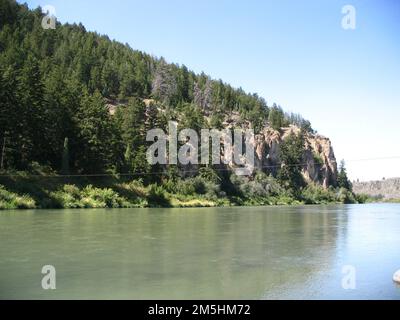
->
356 196 400 204
0 170 366 210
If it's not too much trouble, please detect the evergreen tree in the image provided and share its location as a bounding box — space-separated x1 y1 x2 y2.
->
268 104 285 131
0 0 18 28
17 54 46 166
177 64 190 102
0 65 22 168
337 160 352 191
75 90 117 173
115 98 148 173
278 132 306 193
180 103 205 133
210 111 224 129
145 101 161 133
117 98 146 148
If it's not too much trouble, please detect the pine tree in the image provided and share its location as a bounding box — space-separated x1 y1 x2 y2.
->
337 160 352 191
178 65 190 102
0 65 19 168
75 90 117 173
17 54 46 166
115 98 147 173
278 132 306 193
118 98 146 148
0 0 18 28
0 67 9 169
210 110 224 129
145 101 161 133
268 104 284 130
180 103 205 133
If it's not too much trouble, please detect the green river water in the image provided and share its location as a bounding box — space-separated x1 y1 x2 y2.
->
0 204 399 299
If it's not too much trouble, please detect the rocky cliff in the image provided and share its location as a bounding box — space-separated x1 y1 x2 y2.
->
109 103 339 188
221 113 338 188
353 178 400 199
253 125 338 188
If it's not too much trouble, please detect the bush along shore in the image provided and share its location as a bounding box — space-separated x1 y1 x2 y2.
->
0 165 368 210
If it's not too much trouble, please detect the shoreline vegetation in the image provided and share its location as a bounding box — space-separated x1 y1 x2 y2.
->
0 2 387 211
0 164 371 210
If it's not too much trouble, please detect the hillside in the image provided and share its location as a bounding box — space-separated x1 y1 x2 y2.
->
0 0 315 171
0 0 359 209
353 178 400 200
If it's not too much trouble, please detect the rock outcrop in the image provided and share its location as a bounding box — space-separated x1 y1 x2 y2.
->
219 112 338 188
353 178 400 199
109 103 339 188
252 125 338 188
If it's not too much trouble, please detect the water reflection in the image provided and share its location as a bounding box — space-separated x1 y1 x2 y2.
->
0 204 399 299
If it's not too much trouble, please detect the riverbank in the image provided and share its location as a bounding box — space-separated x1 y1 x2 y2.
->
366 198 400 204
0 171 367 210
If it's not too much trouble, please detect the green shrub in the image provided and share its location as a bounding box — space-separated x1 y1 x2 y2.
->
198 167 221 184
354 193 371 204
82 185 128 208
63 184 81 198
336 188 357 204
15 195 36 209
51 184 133 208
301 184 336 204
230 172 284 199
51 184 81 208
121 180 147 197
313 153 324 166
161 179 177 193
0 185 36 210
147 184 170 207
175 179 197 195
173 176 220 197
275 194 297 205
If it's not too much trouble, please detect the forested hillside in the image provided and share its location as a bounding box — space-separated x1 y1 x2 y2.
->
0 0 313 173
0 0 358 209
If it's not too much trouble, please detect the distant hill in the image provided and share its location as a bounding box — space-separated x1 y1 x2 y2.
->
353 178 400 200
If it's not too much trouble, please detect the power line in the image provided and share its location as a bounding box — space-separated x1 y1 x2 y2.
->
345 156 400 162
0 156 399 178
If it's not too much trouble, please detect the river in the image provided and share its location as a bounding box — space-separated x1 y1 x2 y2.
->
0 204 399 299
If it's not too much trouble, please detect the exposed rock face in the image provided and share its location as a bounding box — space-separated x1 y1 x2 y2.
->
303 131 338 188
220 113 338 188
353 178 400 199
253 125 338 188
170 121 338 188
109 102 339 188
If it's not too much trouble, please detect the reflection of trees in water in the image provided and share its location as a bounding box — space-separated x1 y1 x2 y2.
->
259 205 350 299
123 206 349 299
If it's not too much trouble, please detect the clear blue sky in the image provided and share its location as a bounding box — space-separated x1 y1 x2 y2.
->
23 0 400 181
